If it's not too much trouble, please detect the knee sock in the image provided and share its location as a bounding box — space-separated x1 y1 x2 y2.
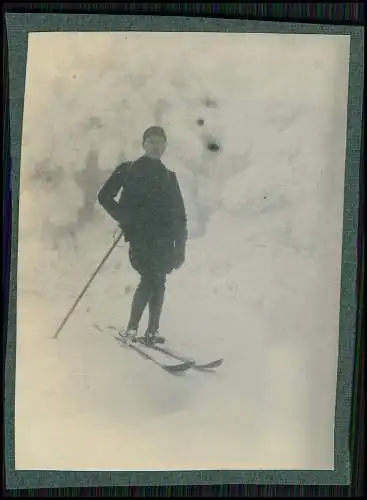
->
127 275 152 330
147 274 166 333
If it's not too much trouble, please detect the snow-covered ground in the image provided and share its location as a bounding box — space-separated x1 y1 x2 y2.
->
14 32 350 471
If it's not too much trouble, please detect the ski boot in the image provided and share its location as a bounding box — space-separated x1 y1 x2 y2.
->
117 327 138 345
141 330 166 346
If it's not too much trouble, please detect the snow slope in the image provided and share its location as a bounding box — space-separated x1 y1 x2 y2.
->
15 32 350 471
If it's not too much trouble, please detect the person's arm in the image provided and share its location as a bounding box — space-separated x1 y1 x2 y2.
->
97 162 131 223
170 173 188 250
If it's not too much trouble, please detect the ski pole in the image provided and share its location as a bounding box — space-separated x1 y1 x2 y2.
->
51 230 124 340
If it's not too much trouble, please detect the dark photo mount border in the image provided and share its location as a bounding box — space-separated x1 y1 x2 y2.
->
2 3 365 498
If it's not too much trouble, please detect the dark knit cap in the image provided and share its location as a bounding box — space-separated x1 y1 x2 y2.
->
142 126 167 142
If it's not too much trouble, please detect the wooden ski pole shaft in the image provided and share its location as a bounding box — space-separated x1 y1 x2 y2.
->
52 231 124 340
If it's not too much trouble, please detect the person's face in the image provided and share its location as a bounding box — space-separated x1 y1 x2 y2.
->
143 134 167 159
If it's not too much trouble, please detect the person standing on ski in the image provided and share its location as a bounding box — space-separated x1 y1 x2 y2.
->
97 126 188 345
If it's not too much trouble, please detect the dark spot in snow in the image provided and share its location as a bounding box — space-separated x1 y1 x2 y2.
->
30 160 64 190
196 118 205 126
125 285 133 294
203 97 217 108
206 141 221 153
72 74 77 79
87 116 103 130
264 196 267 199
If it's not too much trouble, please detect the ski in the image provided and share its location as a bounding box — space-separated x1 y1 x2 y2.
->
138 340 224 371
94 324 222 372
114 336 194 374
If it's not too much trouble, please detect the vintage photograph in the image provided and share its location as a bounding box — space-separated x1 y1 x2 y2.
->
16 31 351 471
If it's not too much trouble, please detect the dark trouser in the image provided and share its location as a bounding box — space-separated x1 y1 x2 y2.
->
127 235 174 334
127 273 166 333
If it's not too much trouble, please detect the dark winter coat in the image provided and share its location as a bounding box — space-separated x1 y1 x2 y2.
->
97 156 188 275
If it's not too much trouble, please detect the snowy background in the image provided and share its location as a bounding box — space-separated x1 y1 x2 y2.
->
15 32 350 471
